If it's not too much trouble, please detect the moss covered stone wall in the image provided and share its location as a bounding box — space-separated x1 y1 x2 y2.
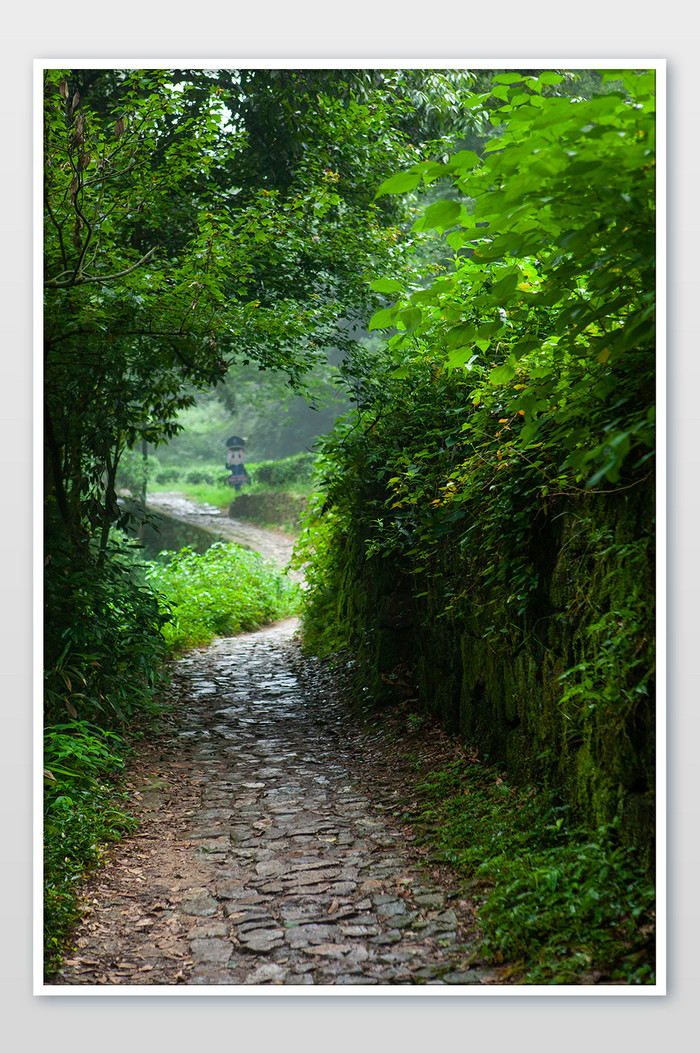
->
323 482 655 871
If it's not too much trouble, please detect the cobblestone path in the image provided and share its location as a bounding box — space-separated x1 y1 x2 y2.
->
55 618 500 988
145 492 298 574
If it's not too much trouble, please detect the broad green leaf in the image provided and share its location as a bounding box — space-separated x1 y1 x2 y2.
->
413 199 462 233
375 170 422 198
446 149 482 175
399 306 422 334
447 347 478 369
419 161 451 183
369 277 405 293
489 358 517 385
512 336 541 360
519 420 541 443
446 229 474 251
493 72 527 85
491 271 519 302
391 363 413 379
445 323 475 348
368 306 398 331
536 71 564 86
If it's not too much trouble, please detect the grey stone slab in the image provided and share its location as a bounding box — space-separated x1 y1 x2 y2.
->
376 900 408 917
285 924 340 948
180 891 219 917
187 920 229 939
238 939 286 956
371 930 403 945
244 962 288 984
189 938 233 963
413 892 446 909
303 943 352 960
338 924 380 937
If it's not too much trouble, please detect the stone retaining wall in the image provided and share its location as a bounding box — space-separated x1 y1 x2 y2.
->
229 492 309 530
329 482 656 871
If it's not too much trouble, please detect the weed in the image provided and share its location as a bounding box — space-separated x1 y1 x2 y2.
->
43 720 137 978
145 541 302 651
411 758 655 984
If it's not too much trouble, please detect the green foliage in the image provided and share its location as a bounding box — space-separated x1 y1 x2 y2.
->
557 530 654 724
298 67 656 878
43 720 137 978
145 542 301 651
301 66 655 652
292 492 356 659
370 68 655 490
413 758 655 984
43 65 434 609
44 532 170 727
247 452 317 490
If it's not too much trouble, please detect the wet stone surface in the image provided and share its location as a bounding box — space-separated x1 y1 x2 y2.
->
55 618 500 987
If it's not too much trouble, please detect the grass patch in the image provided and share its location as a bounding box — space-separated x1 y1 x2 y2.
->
145 541 302 651
410 756 655 985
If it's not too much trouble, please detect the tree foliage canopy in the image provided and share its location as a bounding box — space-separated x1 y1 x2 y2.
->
368 68 656 490
43 67 482 554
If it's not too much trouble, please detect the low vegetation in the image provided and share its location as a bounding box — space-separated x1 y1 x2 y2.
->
405 739 655 984
144 541 301 651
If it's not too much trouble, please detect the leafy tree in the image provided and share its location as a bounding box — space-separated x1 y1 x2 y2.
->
370 68 656 490
44 66 490 682
44 67 474 557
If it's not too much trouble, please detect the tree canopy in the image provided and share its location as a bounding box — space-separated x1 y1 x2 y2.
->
44 67 486 554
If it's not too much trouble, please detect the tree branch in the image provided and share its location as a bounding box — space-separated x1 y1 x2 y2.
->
44 246 158 289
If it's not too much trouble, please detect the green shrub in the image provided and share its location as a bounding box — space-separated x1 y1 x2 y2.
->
145 541 302 651
44 533 170 728
412 759 655 984
185 468 219 486
246 452 316 490
43 720 137 978
154 467 182 484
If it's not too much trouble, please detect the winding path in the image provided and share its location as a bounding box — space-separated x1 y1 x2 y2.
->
144 491 297 572
53 498 501 988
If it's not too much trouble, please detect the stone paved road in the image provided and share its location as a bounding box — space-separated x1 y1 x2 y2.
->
55 618 500 987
